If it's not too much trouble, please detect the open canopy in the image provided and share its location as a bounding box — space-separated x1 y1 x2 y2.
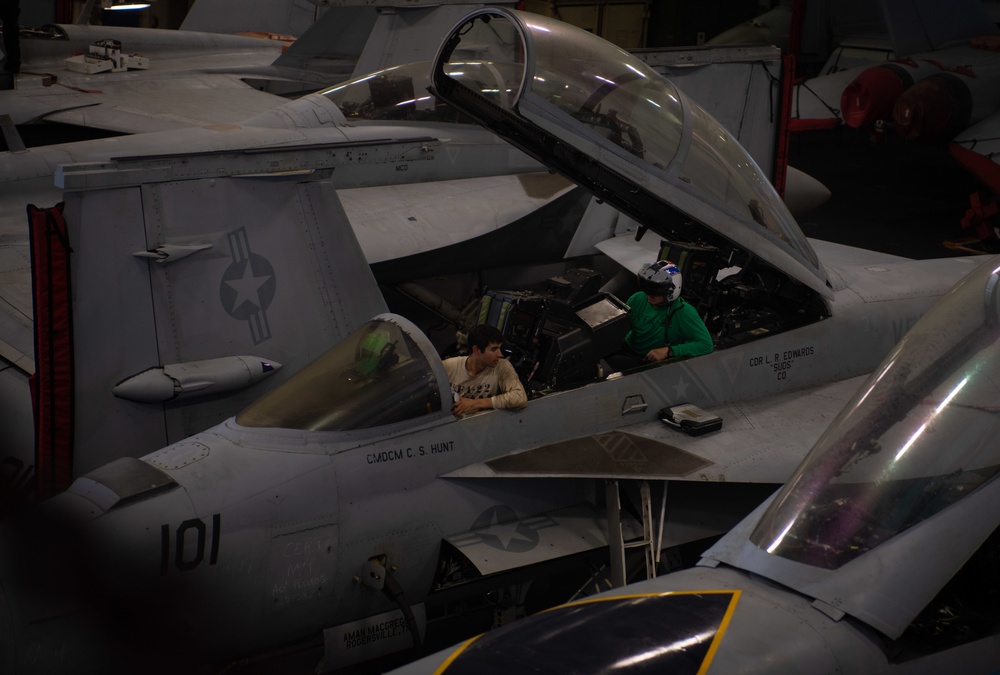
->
430 8 831 300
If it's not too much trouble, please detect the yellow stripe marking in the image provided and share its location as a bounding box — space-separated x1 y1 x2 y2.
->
437 589 742 673
434 635 482 675
699 589 741 675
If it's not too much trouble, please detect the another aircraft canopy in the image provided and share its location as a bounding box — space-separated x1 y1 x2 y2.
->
236 317 444 431
430 8 831 300
752 256 1000 570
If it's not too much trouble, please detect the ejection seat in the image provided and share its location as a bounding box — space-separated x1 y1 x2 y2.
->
656 240 723 325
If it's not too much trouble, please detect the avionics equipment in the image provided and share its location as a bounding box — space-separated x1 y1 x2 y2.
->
480 269 629 395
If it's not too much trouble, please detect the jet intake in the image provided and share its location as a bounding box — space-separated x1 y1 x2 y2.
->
112 355 281 403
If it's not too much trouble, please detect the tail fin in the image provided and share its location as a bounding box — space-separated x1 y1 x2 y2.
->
275 3 516 82
52 148 386 475
273 6 379 75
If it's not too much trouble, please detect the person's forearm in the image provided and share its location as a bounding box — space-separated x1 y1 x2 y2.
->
452 396 494 416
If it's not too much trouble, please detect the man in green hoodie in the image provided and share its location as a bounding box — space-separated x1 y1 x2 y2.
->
608 260 714 372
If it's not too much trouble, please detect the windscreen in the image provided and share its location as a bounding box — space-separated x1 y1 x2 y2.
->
751 258 1000 569
237 319 442 431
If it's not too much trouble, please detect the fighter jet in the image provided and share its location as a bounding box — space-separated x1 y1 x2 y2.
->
0 27 832 498
391 252 1000 675
0 57 585 497
0 7 984 674
0 0 514 139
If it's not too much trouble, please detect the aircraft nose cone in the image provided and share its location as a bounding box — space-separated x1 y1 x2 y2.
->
840 65 909 130
892 74 971 142
422 591 738 673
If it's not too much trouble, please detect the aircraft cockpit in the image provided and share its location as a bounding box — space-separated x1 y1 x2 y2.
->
231 243 828 433
424 233 826 399
249 9 836 405
244 9 842 422
237 317 444 431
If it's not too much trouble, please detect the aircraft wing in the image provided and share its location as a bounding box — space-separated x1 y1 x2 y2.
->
442 502 645 577
8 74 293 134
3 34 297 135
438 375 866 581
443 375 867 484
6 4 520 139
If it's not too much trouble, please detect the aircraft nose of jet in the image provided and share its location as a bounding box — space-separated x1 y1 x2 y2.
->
395 591 740 673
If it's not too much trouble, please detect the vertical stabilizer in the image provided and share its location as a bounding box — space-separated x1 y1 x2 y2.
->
275 3 519 81
273 6 379 73
53 149 387 475
180 0 327 37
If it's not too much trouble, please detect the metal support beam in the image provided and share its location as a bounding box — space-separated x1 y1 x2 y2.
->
636 480 656 579
604 479 626 588
606 479 665 586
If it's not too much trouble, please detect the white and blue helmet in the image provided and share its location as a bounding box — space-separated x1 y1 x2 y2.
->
637 260 682 302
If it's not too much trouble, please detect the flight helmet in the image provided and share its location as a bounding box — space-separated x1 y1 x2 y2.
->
637 260 682 303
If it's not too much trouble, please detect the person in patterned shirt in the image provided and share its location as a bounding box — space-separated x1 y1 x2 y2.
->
442 324 527 416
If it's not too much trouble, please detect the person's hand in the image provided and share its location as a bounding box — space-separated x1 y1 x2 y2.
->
452 396 491 416
646 346 671 362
